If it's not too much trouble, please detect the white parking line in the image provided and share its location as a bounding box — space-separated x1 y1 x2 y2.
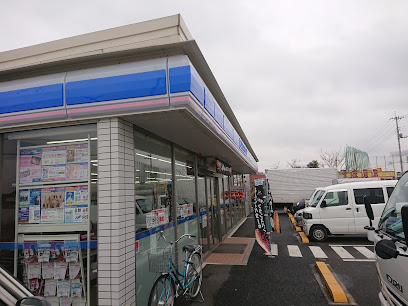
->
331 246 354 259
271 244 278 256
343 259 375 262
329 244 373 247
309 246 328 258
288 245 302 257
354 246 375 259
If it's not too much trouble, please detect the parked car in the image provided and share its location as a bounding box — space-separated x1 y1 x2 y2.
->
135 195 153 233
302 180 397 241
292 199 306 213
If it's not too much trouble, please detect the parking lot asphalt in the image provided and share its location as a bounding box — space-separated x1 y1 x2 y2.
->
177 211 381 306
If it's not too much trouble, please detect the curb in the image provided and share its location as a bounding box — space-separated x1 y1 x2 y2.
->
315 261 348 303
299 232 309 243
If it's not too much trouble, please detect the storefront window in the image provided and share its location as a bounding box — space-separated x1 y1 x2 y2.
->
1 124 97 305
0 136 17 274
219 178 226 237
197 156 207 253
174 147 198 267
134 128 174 306
223 176 232 232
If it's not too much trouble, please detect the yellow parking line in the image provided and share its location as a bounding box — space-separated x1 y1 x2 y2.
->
299 232 309 243
288 213 293 218
294 226 301 232
315 261 348 303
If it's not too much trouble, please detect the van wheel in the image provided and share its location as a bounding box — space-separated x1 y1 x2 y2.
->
310 226 328 242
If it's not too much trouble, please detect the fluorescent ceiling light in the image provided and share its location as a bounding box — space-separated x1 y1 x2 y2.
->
47 137 97 144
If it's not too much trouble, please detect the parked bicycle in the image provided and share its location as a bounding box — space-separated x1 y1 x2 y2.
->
148 231 203 306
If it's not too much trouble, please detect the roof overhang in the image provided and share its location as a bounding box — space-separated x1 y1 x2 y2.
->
0 15 258 163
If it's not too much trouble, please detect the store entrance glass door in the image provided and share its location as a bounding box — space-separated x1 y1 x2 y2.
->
206 177 219 249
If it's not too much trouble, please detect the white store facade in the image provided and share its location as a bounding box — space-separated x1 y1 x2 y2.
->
0 15 258 305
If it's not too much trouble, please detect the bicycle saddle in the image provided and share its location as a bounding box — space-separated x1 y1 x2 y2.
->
182 244 196 253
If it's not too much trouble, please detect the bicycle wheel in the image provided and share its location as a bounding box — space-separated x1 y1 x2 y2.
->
148 274 175 306
185 252 202 298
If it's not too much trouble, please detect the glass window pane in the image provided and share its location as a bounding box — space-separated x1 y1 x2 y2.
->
134 129 174 306
354 188 385 205
323 191 348 206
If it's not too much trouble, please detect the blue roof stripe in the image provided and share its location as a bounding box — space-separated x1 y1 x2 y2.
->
0 84 63 114
66 69 167 105
214 103 224 128
169 66 191 93
204 89 215 117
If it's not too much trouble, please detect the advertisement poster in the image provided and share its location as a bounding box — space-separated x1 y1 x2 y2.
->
41 187 65 224
19 148 42 184
42 146 66 166
41 165 66 182
65 186 88 206
66 144 88 163
146 208 169 228
64 206 88 223
19 189 41 224
19 207 30 224
66 163 88 181
65 185 89 223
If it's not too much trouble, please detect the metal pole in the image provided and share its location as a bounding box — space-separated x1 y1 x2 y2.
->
396 115 404 173
391 113 404 173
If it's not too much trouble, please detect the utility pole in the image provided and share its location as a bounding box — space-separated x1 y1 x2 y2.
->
390 113 405 173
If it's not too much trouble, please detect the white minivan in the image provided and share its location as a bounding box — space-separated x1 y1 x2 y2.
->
302 180 397 241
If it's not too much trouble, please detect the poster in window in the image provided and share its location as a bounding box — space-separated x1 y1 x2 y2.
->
19 189 41 224
19 148 42 184
42 146 66 166
66 144 88 163
41 187 65 223
65 163 88 181
41 165 66 182
65 186 88 206
65 186 89 223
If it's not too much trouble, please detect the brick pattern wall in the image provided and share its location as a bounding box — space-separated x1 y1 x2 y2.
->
97 118 136 306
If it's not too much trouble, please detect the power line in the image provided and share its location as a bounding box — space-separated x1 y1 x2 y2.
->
362 123 395 152
360 119 392 149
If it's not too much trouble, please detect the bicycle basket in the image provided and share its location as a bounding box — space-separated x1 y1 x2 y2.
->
148 248 174 273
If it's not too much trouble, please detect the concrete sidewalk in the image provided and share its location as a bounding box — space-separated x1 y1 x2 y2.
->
175 210 327 306
177 212 327 306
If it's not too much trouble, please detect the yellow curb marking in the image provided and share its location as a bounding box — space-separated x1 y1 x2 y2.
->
299 232 309 243
295 226 301 231
315 261 348 303
287 213 293 218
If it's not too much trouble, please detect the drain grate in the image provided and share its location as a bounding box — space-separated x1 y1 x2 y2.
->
212 244 247 254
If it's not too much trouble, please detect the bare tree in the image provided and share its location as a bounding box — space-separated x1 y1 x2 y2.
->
270 161 280 169
320 147 345 170
287 159 302 168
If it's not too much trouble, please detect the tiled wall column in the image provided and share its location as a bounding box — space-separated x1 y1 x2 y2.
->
97 118 136 306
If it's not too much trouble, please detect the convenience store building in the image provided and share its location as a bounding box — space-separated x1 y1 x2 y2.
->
0 15 258 305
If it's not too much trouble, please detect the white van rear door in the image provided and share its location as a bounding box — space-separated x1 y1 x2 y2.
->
319 189 354 234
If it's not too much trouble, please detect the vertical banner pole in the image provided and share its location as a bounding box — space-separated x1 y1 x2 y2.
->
264 180 273 247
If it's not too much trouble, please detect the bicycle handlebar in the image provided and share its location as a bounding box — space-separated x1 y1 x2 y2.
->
158 231 197 244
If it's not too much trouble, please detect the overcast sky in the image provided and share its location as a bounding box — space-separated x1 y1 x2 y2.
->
1 0 408 172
